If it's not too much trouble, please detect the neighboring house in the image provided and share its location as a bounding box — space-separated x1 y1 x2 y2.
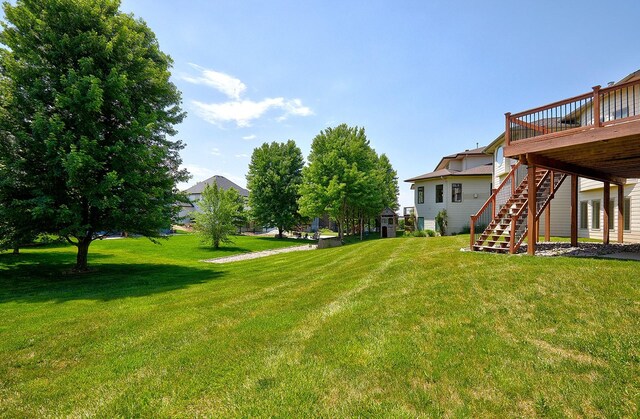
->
178 175 249 223
405 146 493 234
471 69 640 253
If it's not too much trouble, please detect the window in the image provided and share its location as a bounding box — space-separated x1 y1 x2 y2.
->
495 146 503 163
435 184 443 203
625 198 631 231
609 200 615 230
592 200 600 229
417 186 424 204
417 217 424 231
451 183 462 203
579 201 588 229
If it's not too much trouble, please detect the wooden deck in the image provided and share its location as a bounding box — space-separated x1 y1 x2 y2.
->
504 77 640 183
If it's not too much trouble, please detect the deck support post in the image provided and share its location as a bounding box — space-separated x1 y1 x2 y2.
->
527 164 537 255
618 184 625 243
570 175 578 246
603 182 610 244
544 205 551 242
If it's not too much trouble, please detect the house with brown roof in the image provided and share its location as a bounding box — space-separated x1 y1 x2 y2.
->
405 146 492 234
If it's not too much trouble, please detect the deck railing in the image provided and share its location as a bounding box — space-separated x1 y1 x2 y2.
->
470 161 523 248
506 78 640 146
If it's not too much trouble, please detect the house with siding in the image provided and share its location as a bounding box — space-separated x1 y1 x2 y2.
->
178 175 249 223
470 69 640 253
405 146 492 235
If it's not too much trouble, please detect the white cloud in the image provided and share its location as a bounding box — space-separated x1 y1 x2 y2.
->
184 64 313 127
211 147 221 156
235 153 249 158
181 64 246 100
242 134 257 140
192 97 312 128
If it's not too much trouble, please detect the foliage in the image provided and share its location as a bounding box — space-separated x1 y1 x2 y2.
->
1 235 639 416
411 229 426 237
398 218 405 230
193 183 241 249
298 124 398 239
461 223 487 234
406 212 416 232
425 229 436 237
435 209 448 236
246 140 304 238
0 0 188 270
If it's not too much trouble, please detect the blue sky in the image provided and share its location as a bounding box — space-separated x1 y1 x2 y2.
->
5 1 640 208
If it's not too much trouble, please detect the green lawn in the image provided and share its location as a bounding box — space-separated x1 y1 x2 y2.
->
1 234 638 417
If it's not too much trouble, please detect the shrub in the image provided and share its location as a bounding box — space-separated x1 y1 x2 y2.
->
460 223 487 234
435 210 448 236
425 229 436 237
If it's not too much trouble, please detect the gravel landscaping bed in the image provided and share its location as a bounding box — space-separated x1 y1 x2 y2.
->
202 244 317 264
518 242 640 258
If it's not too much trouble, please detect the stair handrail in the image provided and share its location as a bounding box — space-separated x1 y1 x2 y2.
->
509 169 551 253
470 160 522 249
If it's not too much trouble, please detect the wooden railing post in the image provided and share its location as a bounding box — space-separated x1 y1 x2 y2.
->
505 112 512 146
592 85 601 127
470 216 475 250
510 217 516 254
491 196 496 219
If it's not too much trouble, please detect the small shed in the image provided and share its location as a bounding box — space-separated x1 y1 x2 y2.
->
380 207 398 238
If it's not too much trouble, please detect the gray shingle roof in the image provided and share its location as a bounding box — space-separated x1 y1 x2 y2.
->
183 175 249 197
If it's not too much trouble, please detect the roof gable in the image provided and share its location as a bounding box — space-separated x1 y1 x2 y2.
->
184 175 249 197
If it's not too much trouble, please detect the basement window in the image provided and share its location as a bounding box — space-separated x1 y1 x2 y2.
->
625 198 631 231
608 200 615 230
592 200 601 230
579 201 588 229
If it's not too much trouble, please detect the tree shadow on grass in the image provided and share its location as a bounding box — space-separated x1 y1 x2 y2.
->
0 252 227 304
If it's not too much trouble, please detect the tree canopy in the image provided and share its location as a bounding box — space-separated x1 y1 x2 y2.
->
193 183 242 249
0 0 188 270
246 140 304 238
299 124 398 238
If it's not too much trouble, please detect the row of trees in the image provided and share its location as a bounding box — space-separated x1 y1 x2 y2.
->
241 124 398 242
0 1 399 269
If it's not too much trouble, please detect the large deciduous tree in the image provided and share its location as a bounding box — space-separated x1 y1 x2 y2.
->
299 124 398 239
246 140 304 239
0 0 188 270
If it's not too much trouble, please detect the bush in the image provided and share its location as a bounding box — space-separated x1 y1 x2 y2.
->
435 210 448 236
411 230 426 237
425 229 436 237
460 223 487 234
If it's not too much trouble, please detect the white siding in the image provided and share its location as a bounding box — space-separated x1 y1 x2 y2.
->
413 176 491 235
538 180 571 237
578 182 640 242
446 176 492 234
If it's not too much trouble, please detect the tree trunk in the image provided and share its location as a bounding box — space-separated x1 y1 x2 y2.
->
12 246 19 255
75 236 92 271
278 226 283 239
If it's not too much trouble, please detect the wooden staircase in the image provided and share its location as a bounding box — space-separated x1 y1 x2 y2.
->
470 162 566 254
